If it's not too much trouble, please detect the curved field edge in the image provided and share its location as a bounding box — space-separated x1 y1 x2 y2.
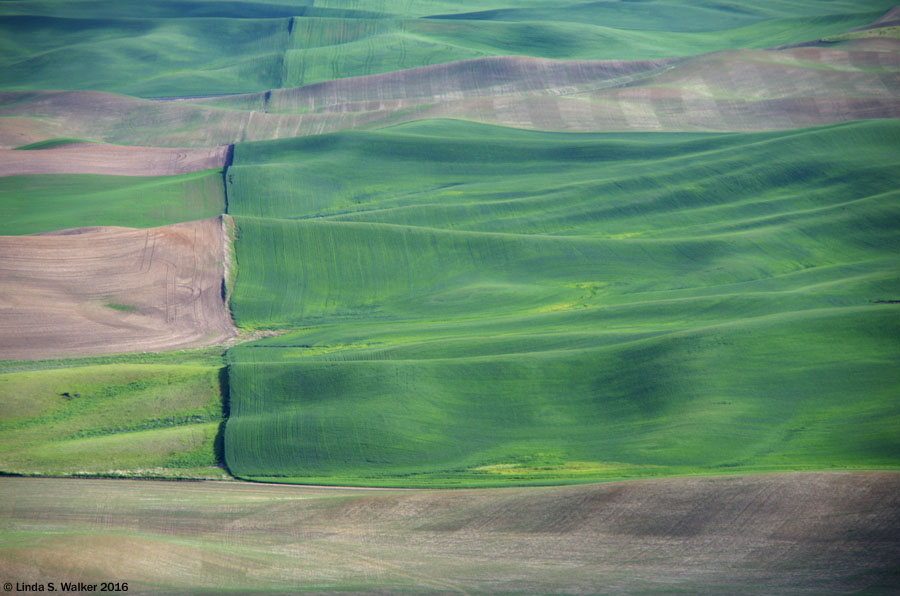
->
12 137 98 150
0 472 897 595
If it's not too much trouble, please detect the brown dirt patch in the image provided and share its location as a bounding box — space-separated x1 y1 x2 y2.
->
268 55 682 113
0 144 229 177
0 116 63 150
0 472 897 594
0 217 236 359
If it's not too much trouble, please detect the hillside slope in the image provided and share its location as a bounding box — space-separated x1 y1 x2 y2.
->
222 119 900 486
0 361 226 477
0 169 226 235
0 1 892 96
0 143 228 176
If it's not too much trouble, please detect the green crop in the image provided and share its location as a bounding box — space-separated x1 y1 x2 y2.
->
0 170 225 235
223 119 900 486
0 363 228 478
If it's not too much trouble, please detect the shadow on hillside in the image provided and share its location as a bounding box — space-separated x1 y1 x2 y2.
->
213 365 231 474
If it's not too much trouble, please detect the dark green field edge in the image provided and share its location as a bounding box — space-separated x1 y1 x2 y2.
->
218 119 900 487
12 137 96 150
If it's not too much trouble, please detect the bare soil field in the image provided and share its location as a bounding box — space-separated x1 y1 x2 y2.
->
0 217 235 359
0 472 897 594
0 143 229 177
264 55 683 113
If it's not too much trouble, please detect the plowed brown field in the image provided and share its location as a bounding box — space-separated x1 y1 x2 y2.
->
0 143 229 177
0 472 897 594
0 217 235 359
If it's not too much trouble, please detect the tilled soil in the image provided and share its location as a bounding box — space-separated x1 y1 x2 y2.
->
0 143 229 177
0 217 236 359
0 472 897 594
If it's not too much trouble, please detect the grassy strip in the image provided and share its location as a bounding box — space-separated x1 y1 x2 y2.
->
0 346 225 375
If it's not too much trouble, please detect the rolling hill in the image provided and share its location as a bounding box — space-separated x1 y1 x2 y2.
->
2 38 897 149
0 3 896 488
222 118 900 485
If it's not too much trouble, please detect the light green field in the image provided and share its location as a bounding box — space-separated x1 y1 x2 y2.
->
279 12 883 87
0 345 226 375
0 0 892 96
226 119 899 231
222 119 900 486
0 169 225 235
0 347 229 478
